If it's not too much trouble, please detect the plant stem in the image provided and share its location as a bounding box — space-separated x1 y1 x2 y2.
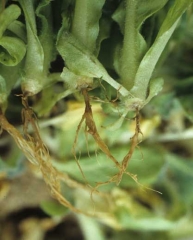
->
120 0 138 90
72 0 88 45
19 0 44 95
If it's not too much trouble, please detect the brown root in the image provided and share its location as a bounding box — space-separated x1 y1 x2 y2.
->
0 90 155 215
72 88 122 208
73 89 144 191
116 107 143 184
73 88 121 169
91 107 143 190
72 105 90 185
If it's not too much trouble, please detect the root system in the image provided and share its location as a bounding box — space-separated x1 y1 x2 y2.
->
0 95 108 216
0 90 144 215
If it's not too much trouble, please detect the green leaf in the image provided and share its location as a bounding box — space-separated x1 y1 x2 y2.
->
0 62 24 111
18 0 45 95
131 0 193 100
0 4 21 38
72 0 105 53
77 215 106 240
0 5 26 68
119 0 141 89
116 209 175 231
113 0 168 90
0 156 25 178
165 154 193 206
95 17 112 56
145 92 175 120
120 147 164 188
0 75 6 93
178 95 193 122
40 200 68 216
0 75 7 110
175 77 193 122
136 0 169 29
35 0 55 74
167 154 193 177
53 146 164 190
157 0 193 38
34 84 75 117
144 78 164 105
0 36 26 66
57 32 105 78
7 20 27 42
58 0 74 32
57 32 130 97
112 0 168 32
104 110 129 131
0 141 25 178
60 67 93 89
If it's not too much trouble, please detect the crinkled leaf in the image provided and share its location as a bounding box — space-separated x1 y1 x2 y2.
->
131 0 193 100
7 20 27 42
0 36 26 66
0 5 25 68
0 4 21 38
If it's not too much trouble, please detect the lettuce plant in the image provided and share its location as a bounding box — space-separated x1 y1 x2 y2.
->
0 0 193 232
